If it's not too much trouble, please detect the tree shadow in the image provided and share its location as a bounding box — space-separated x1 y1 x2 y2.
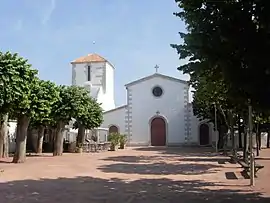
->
101 155 161 163
255 157 270 161
225 172 238 180
97 162 222 175
101 155 229 165
180 157 229 164
26 154 53 157
132 146 219 157
0 160 12 164
0 176 269 202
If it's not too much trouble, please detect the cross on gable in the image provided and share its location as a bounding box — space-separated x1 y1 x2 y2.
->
154 65 159 73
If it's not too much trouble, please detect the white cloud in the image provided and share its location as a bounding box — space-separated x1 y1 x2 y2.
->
41 0 56 25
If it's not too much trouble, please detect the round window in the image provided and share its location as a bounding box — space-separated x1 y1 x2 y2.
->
152 86 163 97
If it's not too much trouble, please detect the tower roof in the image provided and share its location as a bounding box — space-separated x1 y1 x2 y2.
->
71 53 110 64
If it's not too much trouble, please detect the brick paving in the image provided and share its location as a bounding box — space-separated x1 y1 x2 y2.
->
0 147 269 202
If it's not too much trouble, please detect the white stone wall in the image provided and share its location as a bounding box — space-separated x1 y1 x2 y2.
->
72 62 106 86
71 61 115 111
126 75 188 146
188 107 215 145
105 62 115 110
101 105 127 134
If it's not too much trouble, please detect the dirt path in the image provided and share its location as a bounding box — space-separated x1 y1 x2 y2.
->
0 147 269 202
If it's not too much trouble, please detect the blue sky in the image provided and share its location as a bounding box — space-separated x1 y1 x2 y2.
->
0 0 188 106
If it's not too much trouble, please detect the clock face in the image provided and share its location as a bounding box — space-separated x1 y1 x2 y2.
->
152 86 163 97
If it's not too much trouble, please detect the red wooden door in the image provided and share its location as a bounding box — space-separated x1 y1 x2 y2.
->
151 117 166 146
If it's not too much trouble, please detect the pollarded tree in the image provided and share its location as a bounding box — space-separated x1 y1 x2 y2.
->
75 94 103 149
0 52 25 158
0 51 38 162
12 76 62 163
29 80 60 154
50 85 73 156
50 85 103 156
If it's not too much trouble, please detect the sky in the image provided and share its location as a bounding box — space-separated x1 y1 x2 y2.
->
0 0 189 106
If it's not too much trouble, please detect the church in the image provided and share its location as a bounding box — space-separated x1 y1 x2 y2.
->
71 53 215 147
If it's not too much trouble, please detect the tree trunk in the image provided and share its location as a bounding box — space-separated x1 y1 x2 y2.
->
53 122 65 156
218 125 226 150
229 110 235 156
12 115 30 163
237 116 243 149
267 130 270 148
76 123 86 148
28 128 37 153
37 126 45 154
0 114 9 158
256 124 260 156
243 123 248 163
258 128 262 150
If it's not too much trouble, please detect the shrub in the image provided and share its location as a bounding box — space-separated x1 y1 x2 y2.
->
119 134 128 149
107 133 120 151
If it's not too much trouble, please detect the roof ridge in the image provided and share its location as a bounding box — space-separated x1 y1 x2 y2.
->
71 53 107 64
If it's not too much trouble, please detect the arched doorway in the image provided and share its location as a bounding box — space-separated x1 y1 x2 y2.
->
151 117 166 146
199 124 210 146
109 125 119 134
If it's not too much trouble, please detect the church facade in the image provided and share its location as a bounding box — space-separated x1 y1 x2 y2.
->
71 53 215 147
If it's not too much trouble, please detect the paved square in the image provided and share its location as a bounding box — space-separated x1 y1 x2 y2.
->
0 147 270 202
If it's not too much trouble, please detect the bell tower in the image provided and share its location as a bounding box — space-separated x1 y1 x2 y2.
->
71 53 115 111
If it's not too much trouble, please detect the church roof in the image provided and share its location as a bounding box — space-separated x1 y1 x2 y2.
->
71 53 113 67
103 105 127 114
125 73 188 88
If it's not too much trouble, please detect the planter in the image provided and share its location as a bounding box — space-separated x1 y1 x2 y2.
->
76 147 83 153
118 134 127 150
68 142 76 153
119 143 125 149
110 144 116 151
110 144 120 151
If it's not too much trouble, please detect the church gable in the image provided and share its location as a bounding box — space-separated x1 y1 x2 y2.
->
125 73 188 88
124 72 190 146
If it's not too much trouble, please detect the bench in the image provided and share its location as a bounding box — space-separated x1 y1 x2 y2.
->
229 153 242 163
237 159 264 176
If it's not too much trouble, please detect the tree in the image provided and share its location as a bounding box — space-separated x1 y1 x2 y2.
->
172 0 270 162
50 85 103 156
191 67 232 149
29 80 60 154
172 0 270 107
74 94 103 149
0 51 38 162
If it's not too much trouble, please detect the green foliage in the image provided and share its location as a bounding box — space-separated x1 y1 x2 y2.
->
172 0 270 131
119 134 128 149
0 51 38 118
119 134 127 145
172 0 270 108
108 133 120 146
51 85 103 127
50 85 78 125
71 87 103 130
30 79 60 127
